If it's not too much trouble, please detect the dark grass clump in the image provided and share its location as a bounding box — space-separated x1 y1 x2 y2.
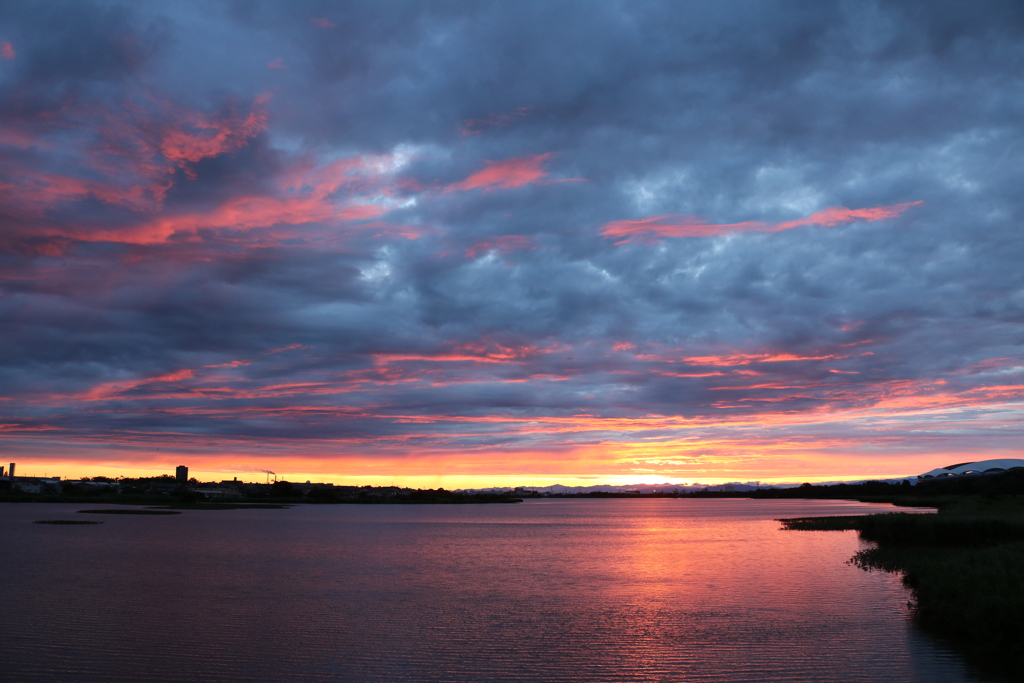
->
784 510 1024 676
780 512 1024 547
853 542 1024 674
34 519 103 525
779 515 867 531
78 508 182 515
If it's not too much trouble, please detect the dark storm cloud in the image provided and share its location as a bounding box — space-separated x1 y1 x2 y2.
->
0 0 168 84
2 0 1023 473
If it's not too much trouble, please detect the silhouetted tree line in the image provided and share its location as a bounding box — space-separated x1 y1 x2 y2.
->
688 469 1024 500
912 468 1024 496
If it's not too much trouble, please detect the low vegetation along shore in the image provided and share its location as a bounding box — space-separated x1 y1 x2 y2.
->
0 478 522 506
781 471 1024 678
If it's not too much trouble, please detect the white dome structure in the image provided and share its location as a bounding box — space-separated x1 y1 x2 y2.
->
918 458 1024 479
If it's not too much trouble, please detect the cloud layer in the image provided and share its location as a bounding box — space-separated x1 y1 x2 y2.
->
2 1 1023 483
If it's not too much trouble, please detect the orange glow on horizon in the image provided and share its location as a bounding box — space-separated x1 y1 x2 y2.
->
6 375 1023 487
7 443 1003 490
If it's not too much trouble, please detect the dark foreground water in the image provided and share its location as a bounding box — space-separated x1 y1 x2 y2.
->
0 499 996 682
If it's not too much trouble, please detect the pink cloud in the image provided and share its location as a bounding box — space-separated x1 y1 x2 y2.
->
78 369 196 402
681 351 870 366
109 196 386 244
0 168 183 223
0 42 13 60
373 353 508 365
0 125 47 149
0 92 271 225
772 202 923 230
158 94 269 170
204 360 251 368
465 234 537 258
366 221 430 240
8 135 407 244
0 87 577 250
449 153 552 192
311 18 336 28
602 201 924 243
267 57 285 69
601 215 762 243
460 107 533 136
266 344 310 355
374 341 556 366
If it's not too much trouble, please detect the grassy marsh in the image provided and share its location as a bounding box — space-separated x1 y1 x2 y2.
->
782 504 1024 677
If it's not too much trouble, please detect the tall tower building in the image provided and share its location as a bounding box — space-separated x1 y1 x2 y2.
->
175 465 188 484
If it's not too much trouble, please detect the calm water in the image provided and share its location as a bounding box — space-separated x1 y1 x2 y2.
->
0 499 995 682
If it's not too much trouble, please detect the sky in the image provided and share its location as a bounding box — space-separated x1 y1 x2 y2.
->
2 0 1023 486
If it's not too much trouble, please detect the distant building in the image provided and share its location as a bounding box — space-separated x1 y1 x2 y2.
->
10 477 62 494
918 459 1024 479
175 465 188 484
8 462 15 479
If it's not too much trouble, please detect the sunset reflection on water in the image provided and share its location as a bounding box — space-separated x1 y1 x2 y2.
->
0 499 994 682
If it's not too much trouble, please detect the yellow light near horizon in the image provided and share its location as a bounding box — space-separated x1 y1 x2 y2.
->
7 441 1004 489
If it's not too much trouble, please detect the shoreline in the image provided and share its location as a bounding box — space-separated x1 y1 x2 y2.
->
781 498 1024 680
